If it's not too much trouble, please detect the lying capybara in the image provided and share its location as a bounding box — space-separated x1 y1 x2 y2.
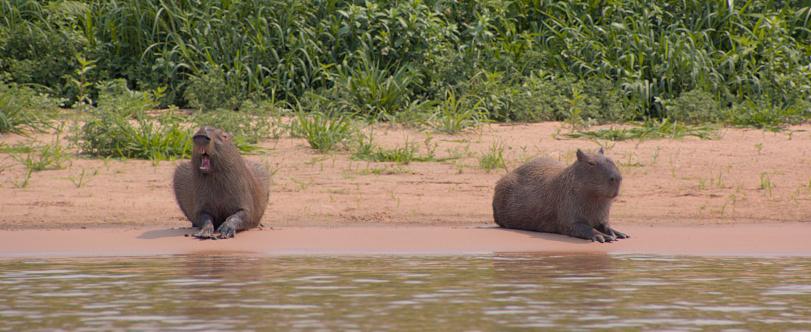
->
492 148 628 242
173 126 269 239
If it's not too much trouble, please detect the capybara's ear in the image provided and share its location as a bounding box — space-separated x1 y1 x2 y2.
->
222 132 231 142
598 147 604 155
576 149 586 162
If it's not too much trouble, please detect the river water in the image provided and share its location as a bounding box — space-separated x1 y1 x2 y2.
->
2 254 810 331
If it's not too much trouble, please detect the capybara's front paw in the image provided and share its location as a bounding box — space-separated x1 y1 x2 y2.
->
591 233 615 243
192 223 215 239
217 223 236 239
613 229 629 239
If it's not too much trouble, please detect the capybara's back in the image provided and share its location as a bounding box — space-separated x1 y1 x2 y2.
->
492 157 565 232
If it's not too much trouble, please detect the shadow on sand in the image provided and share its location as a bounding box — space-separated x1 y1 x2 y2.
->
138 228 193 239
485 226 617 245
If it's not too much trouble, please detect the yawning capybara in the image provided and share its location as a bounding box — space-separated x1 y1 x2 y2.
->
173 126 269 239
492 148 628 242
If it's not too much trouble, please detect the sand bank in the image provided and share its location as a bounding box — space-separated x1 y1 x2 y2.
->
1 223 809 258
2 123 810 230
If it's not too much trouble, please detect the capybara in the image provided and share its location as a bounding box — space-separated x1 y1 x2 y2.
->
173 126 269 239
492 148 628 242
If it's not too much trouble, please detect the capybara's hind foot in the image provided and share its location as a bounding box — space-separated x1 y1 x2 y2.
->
192 222 215 239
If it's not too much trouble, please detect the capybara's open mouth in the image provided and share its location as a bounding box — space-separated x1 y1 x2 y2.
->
200 153 211 172
193 133 213 173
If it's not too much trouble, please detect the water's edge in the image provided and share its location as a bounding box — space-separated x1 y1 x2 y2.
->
2 224 811 258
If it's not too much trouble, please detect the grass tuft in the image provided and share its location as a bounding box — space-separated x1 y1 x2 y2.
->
479 142 506 172
291 112 354 152
430 91 483 134
566 120 718 141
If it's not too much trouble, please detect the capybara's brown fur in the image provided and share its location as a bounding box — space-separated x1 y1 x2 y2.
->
492 148 628 242
173 126 269 239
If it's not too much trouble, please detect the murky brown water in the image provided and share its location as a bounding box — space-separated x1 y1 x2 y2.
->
2 254 811 331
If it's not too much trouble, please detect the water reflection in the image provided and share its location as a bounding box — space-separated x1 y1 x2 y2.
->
1 254 810 331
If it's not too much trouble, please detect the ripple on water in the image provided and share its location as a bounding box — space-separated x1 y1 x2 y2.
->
1 255 810 331
213 303 319 310
763 284 811 295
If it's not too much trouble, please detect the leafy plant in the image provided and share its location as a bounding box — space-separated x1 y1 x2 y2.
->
69 55 96 110
726 97 810 131
430 91 483 134
291 111 354 152
184 67 244 111
661 90 722 124
68 168 98 188
96 79 158 117
78 110 192 160
192 110 282 144
11 126 71 176
479 142 506 172
0 83 56 134
566 120 718 141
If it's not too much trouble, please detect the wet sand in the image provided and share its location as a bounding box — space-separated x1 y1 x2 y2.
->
1 223 810 258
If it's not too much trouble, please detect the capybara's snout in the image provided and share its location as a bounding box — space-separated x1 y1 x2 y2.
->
193 127 212 146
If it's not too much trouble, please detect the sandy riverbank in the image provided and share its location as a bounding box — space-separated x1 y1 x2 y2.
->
1 122 810 230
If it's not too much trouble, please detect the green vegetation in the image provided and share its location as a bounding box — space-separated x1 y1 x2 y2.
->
74 80 265 160
566 120 718 141
0 82 57 134
479 142 506 172
352 140 426 165
192 107 283 144
0 0 807 128
351 133 458 164
1 1 809 164
10 127 71 188
290 111 354 152
68 168 98 188
78 110 192 160
430 91 483 134
358 165 416 176
12 139 69 172
0 142 34 154
760 172 775 197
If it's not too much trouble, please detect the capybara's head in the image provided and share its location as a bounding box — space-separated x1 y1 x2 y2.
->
574 148 622 199
192 126 239 175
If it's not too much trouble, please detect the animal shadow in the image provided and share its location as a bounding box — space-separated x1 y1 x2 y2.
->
138 228 194 239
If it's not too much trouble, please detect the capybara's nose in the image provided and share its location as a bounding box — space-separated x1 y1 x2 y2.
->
193 127 212 145
193 135 211 146
194 127 210 138
193 127 211 146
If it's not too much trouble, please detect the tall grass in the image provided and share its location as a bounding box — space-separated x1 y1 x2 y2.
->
1 0 809 126
0 83 56 134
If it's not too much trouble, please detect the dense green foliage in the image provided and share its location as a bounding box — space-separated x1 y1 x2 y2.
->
1 0 809 125
0 82 56 133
